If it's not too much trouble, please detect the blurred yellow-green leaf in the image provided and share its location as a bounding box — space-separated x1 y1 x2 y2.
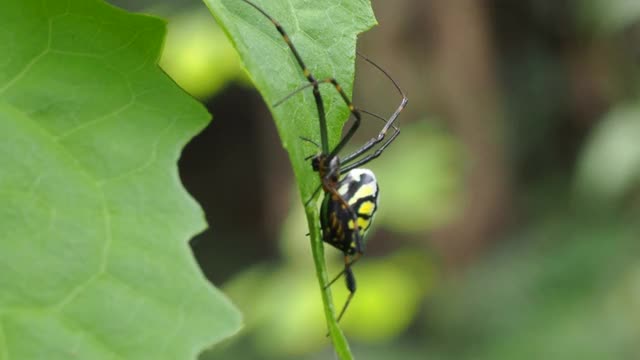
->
574 104 640 204
370 121 464 233
160 9 246 99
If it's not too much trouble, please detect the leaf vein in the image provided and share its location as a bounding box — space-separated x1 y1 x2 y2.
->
0 17 52 96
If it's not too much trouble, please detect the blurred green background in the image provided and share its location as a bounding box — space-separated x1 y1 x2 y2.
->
112 0 640 358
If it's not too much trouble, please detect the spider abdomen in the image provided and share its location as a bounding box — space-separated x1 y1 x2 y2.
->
320 169 379 255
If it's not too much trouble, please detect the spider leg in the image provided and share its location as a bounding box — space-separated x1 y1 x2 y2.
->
335 265 356 323
324 252 362 289
276 77 363 159
341 127 401 173
325 258 358 335
304 184 323 206
243 1 362 157
340 109 401 172
340 53 408 168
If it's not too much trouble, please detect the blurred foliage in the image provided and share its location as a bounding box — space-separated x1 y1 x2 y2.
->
369 120 464 233
427 210 640 359
578 0 640 33
575 104 640 204
159 8 247 99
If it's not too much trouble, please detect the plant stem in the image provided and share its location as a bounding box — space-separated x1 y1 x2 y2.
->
304 204 354 360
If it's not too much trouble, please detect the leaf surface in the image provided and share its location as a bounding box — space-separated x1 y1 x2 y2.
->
204 0 376 200
203 1 376 358
0 1 241 359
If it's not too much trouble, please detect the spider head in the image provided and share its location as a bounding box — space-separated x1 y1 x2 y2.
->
311 154 341 184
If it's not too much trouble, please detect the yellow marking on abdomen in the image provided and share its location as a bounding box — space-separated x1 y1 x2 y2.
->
357 217 370 232
347 217 371 232
357 201 375 216
348 184 376 206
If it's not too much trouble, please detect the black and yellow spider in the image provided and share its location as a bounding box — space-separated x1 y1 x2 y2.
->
242 0 407 323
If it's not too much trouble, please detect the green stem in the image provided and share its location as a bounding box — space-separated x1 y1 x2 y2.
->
304 204 354 360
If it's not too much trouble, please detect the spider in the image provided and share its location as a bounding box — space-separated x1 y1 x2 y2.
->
242 0 407 324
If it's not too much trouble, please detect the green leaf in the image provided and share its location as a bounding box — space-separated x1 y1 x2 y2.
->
203 0 376 201
203 1 376 358
0 1 241 359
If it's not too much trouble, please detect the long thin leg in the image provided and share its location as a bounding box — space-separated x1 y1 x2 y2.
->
341 128 400 173
325 252 362 289
300 136 320 148
276 58 404 164
244 0 405 171
301 109 399 166
275 77 363 159
242 0 327 153
339 108 401 171
325 260 357 335
336 260 357 323
304 184 322 206
340 105 403 165
340 53 408 167
275 78 360 119
279 55 406 169
242 0 361 156
362 109 400 131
